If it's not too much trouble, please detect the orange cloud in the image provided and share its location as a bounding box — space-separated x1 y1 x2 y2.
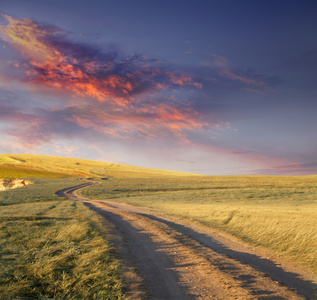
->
5 116 53 149
168 72 202 88
0 15 201 107
63 103 209 140
0 15 215 148
0 14 62 63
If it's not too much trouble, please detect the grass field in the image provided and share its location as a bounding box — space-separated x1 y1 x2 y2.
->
79 175 317 277
0 153 198 178
0 178 79 206
0 153 198 298
1 153 316 293
0 178 124 299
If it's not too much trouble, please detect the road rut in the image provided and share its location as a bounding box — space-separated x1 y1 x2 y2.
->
57 183 317 299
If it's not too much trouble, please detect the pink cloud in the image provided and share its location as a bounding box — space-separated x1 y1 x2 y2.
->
0 14 214 149
62 103 209 140
210 54 271 91
0 15 201 106
1 15 288 175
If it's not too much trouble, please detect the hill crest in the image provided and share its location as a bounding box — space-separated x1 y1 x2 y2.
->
0 154 200 178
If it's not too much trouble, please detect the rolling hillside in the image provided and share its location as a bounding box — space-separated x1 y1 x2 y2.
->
0 153 316 297
0 154 199 178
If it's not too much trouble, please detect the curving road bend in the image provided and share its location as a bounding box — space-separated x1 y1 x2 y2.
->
57 182 317 300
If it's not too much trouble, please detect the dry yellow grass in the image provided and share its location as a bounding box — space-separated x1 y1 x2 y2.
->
0 200 124 299
148 202 317 273
80 175 317 277
0 153 199 178
0 154 200 298
2 154 316 280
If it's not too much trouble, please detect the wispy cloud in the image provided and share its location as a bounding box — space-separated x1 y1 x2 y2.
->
1 15 287 174
0 14 212 147
62 103 210 140
0 102 53 149
0 99 212 149
254 161 317 175
200 54 271 92
0 15 201 106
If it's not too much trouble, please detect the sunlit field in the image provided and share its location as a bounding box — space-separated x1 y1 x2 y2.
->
0 154 196 178
80 175 317 277
1 153 317 292
0 178 79 206
0 179 124 299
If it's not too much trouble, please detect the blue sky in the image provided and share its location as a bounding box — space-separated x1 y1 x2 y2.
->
0 0 316 175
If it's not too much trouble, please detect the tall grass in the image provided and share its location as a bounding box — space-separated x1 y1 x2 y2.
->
1 154 316 282
0 178 80 205
0 174 125 299
80 175 317 276
0 200 124 299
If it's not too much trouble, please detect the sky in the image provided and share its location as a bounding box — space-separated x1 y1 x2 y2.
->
0 0 316 175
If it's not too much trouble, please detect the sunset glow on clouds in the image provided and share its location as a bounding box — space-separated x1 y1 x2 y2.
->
0 15 209 143
0 14 201 105
211 55 270 91
1 0 317 175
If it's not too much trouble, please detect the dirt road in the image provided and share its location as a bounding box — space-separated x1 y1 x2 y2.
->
57 183 317 299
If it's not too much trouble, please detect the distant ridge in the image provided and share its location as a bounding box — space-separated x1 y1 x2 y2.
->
0 154 201 178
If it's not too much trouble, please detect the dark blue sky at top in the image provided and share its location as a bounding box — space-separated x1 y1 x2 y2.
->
4 1 316 59
0 0 317 174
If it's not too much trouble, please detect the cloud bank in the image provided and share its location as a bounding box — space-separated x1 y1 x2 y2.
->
0 15 211 148
1 14 308 175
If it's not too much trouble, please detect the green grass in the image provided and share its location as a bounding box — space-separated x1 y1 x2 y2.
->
0 179 125 299
79 175 317 277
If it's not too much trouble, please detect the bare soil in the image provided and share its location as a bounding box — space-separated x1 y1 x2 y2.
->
58 183 317 299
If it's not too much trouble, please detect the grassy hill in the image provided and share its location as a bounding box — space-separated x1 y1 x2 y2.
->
1 153 316 286
0 153 199 178
0 154 128 298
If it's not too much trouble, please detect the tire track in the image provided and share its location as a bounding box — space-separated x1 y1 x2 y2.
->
57 183 316 299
